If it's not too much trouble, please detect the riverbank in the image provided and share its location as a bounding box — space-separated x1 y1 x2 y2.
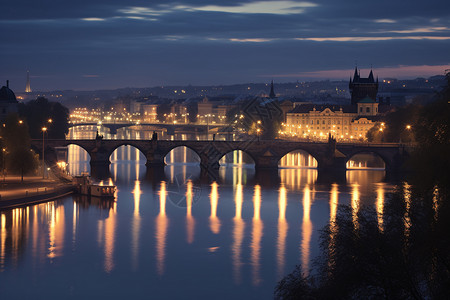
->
0 176 76 209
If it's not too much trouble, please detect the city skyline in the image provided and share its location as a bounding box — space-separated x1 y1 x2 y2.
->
1 0 450 91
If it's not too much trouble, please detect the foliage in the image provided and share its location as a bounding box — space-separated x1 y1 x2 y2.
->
366 104 420 143
19 97 69 139
0 114 38 177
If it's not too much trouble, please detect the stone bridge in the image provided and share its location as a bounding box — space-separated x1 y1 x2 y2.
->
69 122 229 134
31 138 411 176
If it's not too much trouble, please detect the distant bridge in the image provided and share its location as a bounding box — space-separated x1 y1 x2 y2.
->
31 138 412 178
69 122 229 134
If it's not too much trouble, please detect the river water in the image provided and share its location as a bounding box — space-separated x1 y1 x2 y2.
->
0 126 392 299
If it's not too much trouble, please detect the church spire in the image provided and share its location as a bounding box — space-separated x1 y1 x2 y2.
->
25 70 32 93
269 80 276 98
353 66 359 81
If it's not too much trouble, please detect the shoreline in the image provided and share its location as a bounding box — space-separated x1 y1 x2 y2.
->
0 176 76 209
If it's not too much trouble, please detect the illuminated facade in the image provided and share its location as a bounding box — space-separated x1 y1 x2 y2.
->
284 68 380 141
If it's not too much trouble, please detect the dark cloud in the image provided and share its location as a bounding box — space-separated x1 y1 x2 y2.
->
1 0 449 90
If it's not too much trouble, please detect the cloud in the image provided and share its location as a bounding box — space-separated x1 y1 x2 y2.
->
264 65 450 79
295 36 450 42
374 19 396 24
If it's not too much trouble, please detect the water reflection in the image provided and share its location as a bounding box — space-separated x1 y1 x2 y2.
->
98 202 117 273
232 182 245 284
156 181 169 276
376 184 385 232
301 185 313 275
209 182 221 234
351 183 360 230
251 185 263 286
403 182 412 241
186 180 196 244
132 180 142 271
1 213 6 272
328 184 339 269
277 184 288 279
279 169 317 191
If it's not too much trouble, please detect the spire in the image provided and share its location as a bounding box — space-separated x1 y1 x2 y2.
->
368 69 374 82
353 66 359 81
25 70 32 93
269 80 275 98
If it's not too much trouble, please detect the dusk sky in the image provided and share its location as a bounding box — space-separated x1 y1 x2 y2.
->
2 0 450 91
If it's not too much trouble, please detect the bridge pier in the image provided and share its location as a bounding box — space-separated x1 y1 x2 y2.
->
316 157 347 183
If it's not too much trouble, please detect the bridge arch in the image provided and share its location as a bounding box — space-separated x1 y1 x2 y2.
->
278 148 319 168
346 151 387 169
164 145 201 164
66 143 91 176
108 142 146 163
219 149 256 166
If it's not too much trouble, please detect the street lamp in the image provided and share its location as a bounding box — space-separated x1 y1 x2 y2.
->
42 127 47 179
2 148 6 182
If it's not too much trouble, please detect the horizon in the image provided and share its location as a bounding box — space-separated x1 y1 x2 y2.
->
5 67 448 93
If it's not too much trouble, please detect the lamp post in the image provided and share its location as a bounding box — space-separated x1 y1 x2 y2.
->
42 127 47 178
2 148 5 182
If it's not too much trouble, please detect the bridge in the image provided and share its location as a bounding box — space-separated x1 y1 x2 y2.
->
31 138 411 179
69 122 229 134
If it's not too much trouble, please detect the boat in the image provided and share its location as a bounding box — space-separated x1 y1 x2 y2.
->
73 174 116 198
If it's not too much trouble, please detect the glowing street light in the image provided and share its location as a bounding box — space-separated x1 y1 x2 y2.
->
42 127 47 179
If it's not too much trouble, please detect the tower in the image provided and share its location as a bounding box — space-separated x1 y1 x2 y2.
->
269 80 276 98
349 67 378 105
25 70 32 93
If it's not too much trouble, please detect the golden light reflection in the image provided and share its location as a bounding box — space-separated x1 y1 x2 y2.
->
186 180 196 244
100 202 117 273
279 169 318 191
351 183 360 230
403 182 412 240
328 184 339 269
301 185 313 275
72 202 78 247
432 185 439 222
47 203 65 260
232 182 245 284
132 180 142 271
251 185 263 286
376 184 385 232
156 181 169 276
209 181 221 234
1 214 6 271
277 184 289 279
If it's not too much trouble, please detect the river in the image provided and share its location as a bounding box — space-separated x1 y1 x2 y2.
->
0 126 393 299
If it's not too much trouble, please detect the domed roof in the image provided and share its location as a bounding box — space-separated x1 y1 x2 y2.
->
0 81 17 103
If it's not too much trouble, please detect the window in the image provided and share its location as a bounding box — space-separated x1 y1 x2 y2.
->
366 107 370 113
360 107 363 113
328 120 331 125
322 120 325 124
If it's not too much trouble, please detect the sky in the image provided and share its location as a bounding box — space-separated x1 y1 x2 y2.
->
1 0 450 91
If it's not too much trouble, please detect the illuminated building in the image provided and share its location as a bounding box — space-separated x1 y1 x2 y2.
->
284 68 381 141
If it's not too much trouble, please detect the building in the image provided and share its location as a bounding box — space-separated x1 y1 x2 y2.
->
284 68 381 141
349 67 378 105
0 81 19 121
141 104 158 122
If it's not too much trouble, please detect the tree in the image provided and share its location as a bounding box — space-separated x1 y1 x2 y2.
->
0 114 38 180
18 97 69 139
